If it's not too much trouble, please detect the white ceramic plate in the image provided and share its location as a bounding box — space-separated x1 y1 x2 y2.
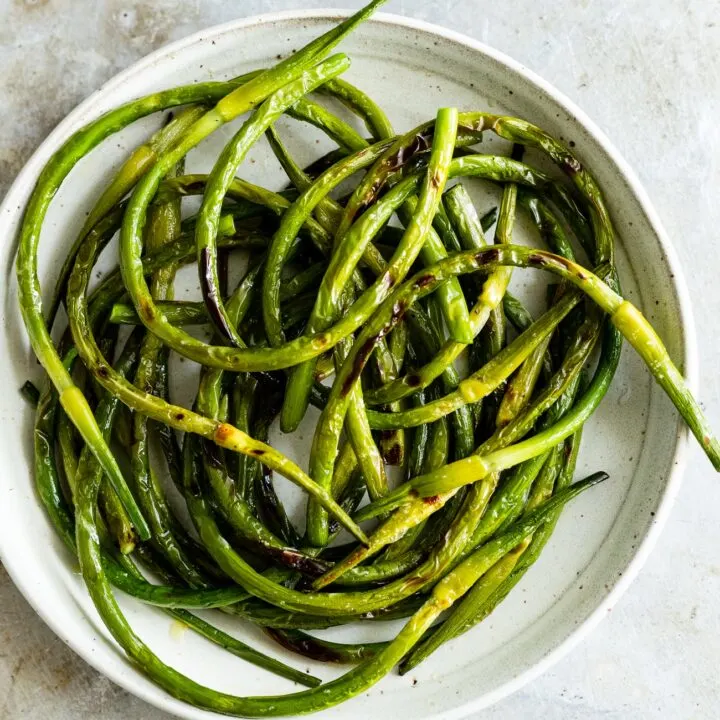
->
0 9 696 720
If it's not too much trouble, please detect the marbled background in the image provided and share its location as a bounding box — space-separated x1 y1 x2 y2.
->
1 0 720 718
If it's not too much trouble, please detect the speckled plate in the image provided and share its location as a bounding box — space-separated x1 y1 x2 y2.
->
0 9 696 720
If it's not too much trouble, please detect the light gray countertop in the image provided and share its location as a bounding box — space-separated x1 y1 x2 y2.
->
2 0 719 718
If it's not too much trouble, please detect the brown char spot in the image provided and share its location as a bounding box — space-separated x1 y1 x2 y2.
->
404 574 426 591
248 541 329 576
251 448 266 456
527 252 548 268
430 170 443 190
214 423 234 443
561 154 583 176
406 373 422 387
384 444 403 466
537 252 586 278
361 178 385 208
138 298 155 322
382 272 396 292
381 433 403 466
386 132 432 173
175 412 185 421
414 274 434 290
481 247 501 265
408 131 432 158
199 248 235 342
95 364 109 379
422 494 441 506
341 335 378 396
392 300 408 322
312 333 330 351
265 628 342 664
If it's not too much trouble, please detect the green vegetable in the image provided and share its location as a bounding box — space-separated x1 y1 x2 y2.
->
15 1 719 715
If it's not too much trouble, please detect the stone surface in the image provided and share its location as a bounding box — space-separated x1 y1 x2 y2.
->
1 0 720 718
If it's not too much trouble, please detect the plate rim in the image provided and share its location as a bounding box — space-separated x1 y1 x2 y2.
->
0 8 697 719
